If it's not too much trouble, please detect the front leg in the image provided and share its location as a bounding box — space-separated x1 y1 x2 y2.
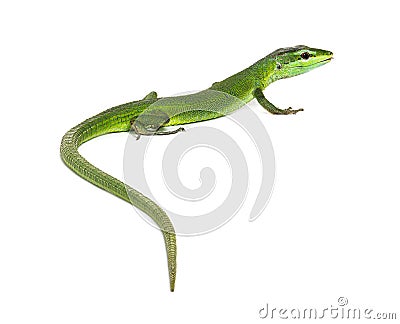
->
253 88 304 115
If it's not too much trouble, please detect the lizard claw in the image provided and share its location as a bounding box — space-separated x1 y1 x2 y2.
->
284 107 304 115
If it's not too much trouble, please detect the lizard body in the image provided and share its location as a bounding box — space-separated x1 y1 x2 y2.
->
60 45 333 291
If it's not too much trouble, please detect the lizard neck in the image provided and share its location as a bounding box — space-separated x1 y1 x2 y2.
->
248 56 276 89
208 56 275 102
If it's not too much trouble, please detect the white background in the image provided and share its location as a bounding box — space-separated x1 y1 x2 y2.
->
1 0 399 323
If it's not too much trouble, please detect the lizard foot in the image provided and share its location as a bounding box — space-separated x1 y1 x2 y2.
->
283 107 304 115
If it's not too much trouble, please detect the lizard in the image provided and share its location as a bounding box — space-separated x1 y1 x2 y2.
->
60 45 333 291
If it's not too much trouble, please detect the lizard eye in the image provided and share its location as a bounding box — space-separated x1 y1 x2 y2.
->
276 62 282 70
301 52 310 60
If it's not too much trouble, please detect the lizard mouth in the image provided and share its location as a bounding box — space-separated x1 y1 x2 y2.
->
318 57 333 63
290 57 333 68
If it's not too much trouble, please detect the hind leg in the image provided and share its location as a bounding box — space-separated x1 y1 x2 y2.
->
130 109 185 140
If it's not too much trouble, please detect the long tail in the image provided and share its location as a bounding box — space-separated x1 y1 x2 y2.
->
60 99 177 291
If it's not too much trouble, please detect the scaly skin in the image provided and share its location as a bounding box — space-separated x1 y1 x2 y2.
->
60 45 333 291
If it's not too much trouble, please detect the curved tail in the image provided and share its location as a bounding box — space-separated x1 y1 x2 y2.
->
60 99 177 291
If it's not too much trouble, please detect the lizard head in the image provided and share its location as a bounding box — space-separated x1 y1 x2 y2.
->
268 45 333 82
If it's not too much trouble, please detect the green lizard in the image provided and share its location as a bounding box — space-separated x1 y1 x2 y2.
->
60 45 333 291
